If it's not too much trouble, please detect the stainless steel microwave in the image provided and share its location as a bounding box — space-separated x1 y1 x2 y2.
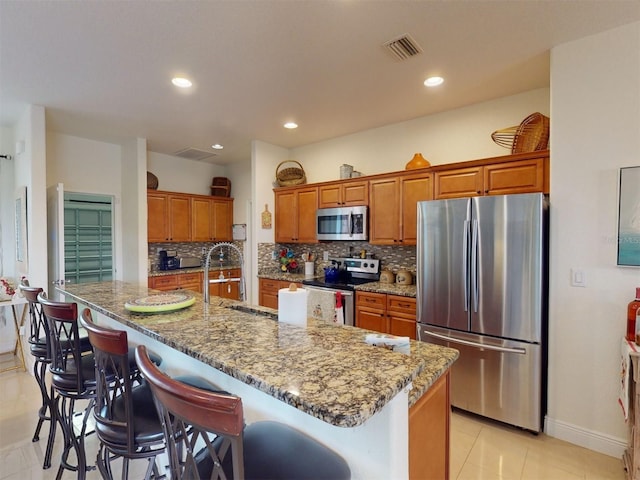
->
316 206 368 241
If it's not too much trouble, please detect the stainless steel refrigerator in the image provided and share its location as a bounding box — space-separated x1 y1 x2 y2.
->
417 193 548 432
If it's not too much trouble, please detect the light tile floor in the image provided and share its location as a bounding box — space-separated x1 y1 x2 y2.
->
0 365 627 479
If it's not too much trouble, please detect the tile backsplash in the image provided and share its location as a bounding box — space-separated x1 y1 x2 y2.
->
148 241 245 272
258 241 416 276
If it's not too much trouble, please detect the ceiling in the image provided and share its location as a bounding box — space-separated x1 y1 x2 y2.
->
1 1 639 165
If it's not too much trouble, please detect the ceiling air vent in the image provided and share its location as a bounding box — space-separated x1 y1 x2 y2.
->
173 147 217 161
383 33 423 61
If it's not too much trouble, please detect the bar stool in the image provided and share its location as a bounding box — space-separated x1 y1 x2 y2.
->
38 293 99 480
19 281 56 469
135 345 351 480
80 309 166 479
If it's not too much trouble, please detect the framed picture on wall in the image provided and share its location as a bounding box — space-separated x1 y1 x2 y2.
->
15 186 28 272
617 166 640 267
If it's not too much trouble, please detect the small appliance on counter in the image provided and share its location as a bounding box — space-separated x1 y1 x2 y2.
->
159 250 179 270
179 256 201 269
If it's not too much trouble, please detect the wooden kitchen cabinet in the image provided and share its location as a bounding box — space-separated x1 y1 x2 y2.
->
369 171 432 245
148 271 203 293
147 191 192 242
355 291 417 339
434 156 547 199
318 179 368 208
409 371 450 480
258 278 303 309
208 268 241 300
191 196 234 242
274 186 318 243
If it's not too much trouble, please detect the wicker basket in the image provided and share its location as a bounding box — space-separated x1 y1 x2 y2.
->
147 171 159 190
210 177 231 197
491 112 550 154
275 160 306 187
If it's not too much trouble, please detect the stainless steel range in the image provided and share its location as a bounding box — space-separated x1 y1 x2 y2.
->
302 258 380 326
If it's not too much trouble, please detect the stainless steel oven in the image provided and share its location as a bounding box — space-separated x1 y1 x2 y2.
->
316 206 368 241
303 284 355 326
302 258 380 326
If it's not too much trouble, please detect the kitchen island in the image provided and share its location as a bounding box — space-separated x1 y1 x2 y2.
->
58 281 458 479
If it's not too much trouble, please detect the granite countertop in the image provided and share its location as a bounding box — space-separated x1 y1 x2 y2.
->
58 281 457 428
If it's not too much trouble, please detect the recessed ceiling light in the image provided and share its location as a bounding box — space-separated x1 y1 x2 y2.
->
172 77 193 88
212 144 224 150
424 76 444 87
284 122 298 129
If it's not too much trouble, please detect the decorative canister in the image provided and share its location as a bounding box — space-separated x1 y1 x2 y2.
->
379 270 395 284
405 153 430 170
396 269 413 285
340 164 354 179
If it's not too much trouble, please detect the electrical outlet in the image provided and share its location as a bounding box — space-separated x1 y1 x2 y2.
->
323 251 329 261
271 251 277 260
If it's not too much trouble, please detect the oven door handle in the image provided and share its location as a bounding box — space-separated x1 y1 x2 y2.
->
304 286 353 296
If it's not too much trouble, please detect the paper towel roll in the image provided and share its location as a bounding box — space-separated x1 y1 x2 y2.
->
304 261 315 277
278 286 308 326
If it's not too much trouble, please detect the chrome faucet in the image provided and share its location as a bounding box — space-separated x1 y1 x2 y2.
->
203 242 245 303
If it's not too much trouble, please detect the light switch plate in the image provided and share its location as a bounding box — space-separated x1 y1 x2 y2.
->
570 268 586 287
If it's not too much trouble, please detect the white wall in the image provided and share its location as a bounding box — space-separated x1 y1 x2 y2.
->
291 88 550 183
46 133 125 280
121 137 148 283
147 152 226 195
15 106 47 290
545 21 640 456
250 141 289 304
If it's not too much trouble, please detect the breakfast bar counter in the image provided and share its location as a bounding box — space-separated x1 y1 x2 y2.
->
58 281 458 479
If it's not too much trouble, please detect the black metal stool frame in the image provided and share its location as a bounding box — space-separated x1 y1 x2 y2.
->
80 309 166 479
38 293 98 480
19 282 57 469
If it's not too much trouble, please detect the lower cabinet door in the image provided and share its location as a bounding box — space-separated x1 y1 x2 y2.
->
356 308 387 332
389 314 417 339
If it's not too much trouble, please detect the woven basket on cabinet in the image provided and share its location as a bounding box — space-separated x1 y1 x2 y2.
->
491 112 550 154
275 160 306 187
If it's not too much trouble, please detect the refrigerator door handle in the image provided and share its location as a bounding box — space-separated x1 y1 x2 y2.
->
422 330 527 355
471 219 479 312
463 219 470 312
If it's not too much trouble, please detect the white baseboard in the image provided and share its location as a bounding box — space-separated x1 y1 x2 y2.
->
544 415 627 458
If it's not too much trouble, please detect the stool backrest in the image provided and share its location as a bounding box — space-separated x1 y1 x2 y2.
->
19 280 48 355
37 292 88 394
80 309 138 453
135 345 245 479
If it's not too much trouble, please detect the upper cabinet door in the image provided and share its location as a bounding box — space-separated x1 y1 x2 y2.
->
296 187 319 243
369 177 400 244
148 192 169 242
434 167 483 199
212 199 233 241
400 173 432 245
167 194 191 242
318 180 368 208
483 158 545 195
274 186 318 243
191 197 213 242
